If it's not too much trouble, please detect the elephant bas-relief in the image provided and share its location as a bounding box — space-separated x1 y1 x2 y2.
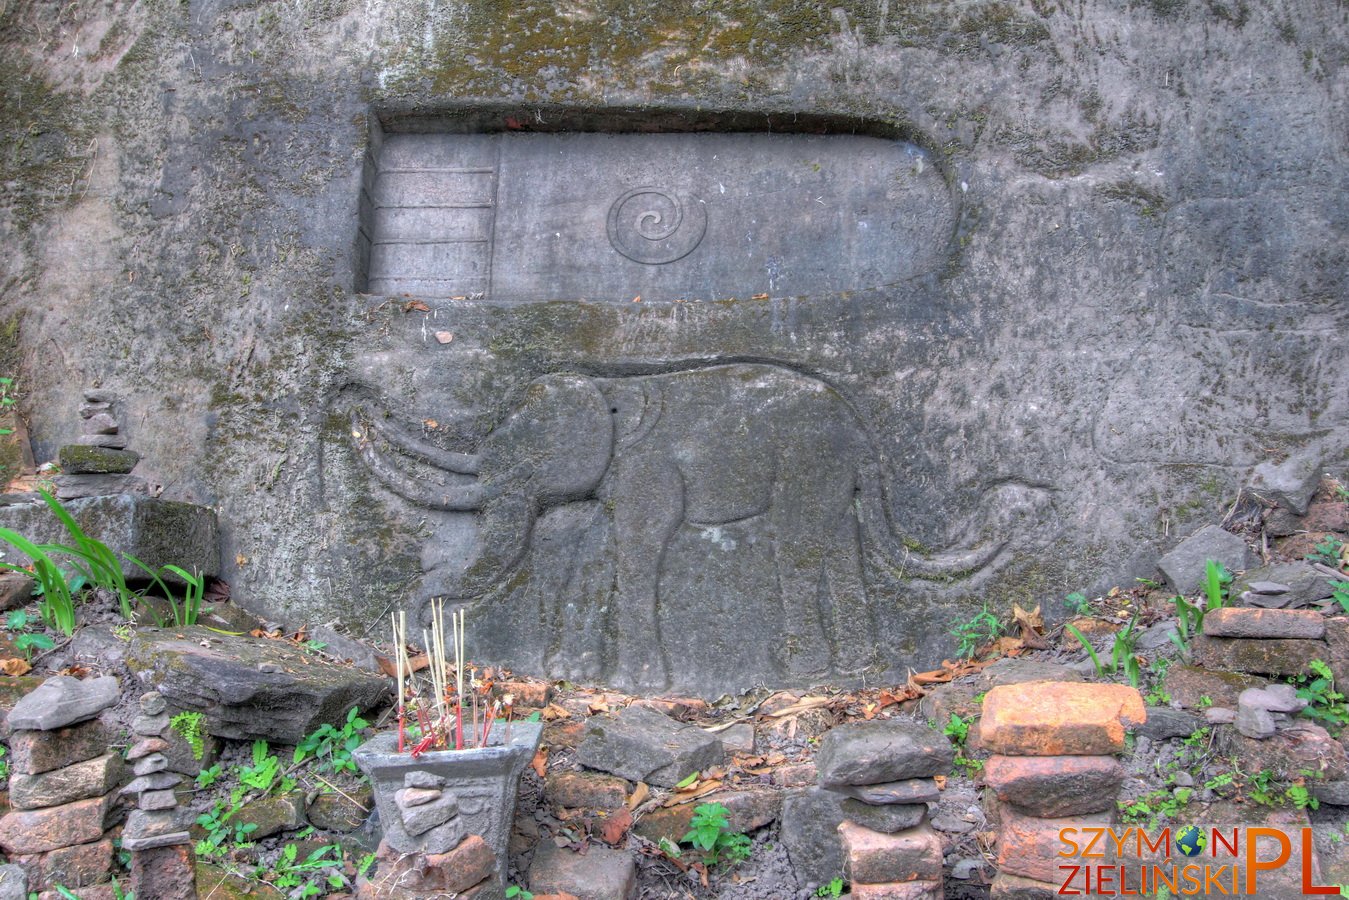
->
346 364 1048 693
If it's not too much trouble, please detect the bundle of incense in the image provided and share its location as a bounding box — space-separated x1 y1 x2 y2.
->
453 607 466 750
391 611 406 752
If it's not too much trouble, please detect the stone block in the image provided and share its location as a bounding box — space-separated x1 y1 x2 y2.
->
6 675 120 731
0 573 34 612
576 705 723 788
850 881 943 899
1233 562 1334 608
496 680 553 708
979 683 1145 756
633 786 779 844
816 721 954 786
307 783 373 832
839 820 943 884
129 843 196 900
0 864 25 900
0 494 218 579
780 787 846 890
121 808 193 851
995 806 1114 884
989 873 1061 899
15 838 112 890
983 755 1123 817
1161 665 1265 709
828 778 940 805
9 719 110 775
53 474 149 499
1202 607 1326 639
125 627 391 744
839 799 927 834
58 445 140 475
1157 525 1251 595
234 792 307 841
528 842 635 900
545 770 629 811
1136 707 1201 741
9 751 124 810
0 793 113 854
1217 721 1348 781
1191 634 1326 676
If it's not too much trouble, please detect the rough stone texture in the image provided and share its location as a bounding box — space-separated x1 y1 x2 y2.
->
576 705 723 788
995 806 1115 884
1202 607 1326 639
0 574 34 613
982 755 1123 817
6 674 120 734
0 495 218 580
125 627 391 744
358 835 495 899
839 820 943 884
58 444 140 475
828 779 940 806
989 873 1062 900
52 473 150 500
979 683 1145 756
1161 665 1266 710
0 676 45 738
1216 721 1349 781
1 0 1346 700
1190 634 1326 677
633 786 780 844
129 844 196 900
545 771 629 811
8 751 124 810
0 794 113 855
839 799 928 834
234 792 307 841
815 720 954 786
15 838 113 891
1156 525 1252 595
849 883 943 900
780 787 846 891
1233 562 1335 608
1135 707 1200 741
307 784 373 832
0 865 25 900
528 842 635 900
9 719 110 775
1238 684 1306 713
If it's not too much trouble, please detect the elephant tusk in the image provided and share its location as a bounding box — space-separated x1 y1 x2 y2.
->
361 407 481 475
354 417 491 512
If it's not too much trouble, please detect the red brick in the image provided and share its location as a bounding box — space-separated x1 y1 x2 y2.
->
10 751 124 810
496 681 552 709
1191 634 1325 677
0 793 113 854
129 843 196 900
839 820 942 884
545 771 628 810
979 683 1145 756
983 755 1123 817
9 719 110 775
850 881 943 899
15 838 112 890
426 834 496 893
996 805 1114 884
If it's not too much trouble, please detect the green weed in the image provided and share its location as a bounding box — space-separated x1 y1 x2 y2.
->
1310 536 1345 568
170 711 206 761
1063 591 1092 616
681 802 752 866
293 706 368 775
1202 559 1232 610
817 878 847 898
1294 659 1348 731
950 605 1003 659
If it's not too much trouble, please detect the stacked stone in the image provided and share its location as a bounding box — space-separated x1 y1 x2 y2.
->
816 720 952 899
978 682 1145 899
0 675 124 897
120 692 197 900
54 390 145 500
356 772 497 899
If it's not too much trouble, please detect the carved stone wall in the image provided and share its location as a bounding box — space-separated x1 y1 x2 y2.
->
0 0 1345 695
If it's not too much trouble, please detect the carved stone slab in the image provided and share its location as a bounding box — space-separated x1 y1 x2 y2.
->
362 132 955 301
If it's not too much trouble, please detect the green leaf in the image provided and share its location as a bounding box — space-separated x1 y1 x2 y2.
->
675 771 699 789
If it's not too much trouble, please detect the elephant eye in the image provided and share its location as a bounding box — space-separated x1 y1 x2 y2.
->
610 407 618 414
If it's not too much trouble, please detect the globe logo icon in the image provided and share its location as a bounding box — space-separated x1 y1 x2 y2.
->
1176 825 1207 858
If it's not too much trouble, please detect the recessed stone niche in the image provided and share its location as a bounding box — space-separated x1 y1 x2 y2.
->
356 111 956 302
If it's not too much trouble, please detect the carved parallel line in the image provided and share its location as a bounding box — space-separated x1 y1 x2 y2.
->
372 239 492 246
376 202 495 209
379 167 497 175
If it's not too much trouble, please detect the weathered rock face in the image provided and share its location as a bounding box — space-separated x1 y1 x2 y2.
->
1 1 1345 695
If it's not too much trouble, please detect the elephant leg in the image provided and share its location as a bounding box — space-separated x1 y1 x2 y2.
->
769 481 833 677
609 452 683 693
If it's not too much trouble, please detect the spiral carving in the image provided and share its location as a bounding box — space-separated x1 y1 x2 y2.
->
606 188 707 265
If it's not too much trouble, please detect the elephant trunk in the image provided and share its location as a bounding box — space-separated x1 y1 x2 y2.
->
419 495 535 607
352 410 494 512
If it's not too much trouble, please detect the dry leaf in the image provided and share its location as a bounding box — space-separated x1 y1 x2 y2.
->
403 300 430 312
531 746 549 778
424 419 438 429
434 331 454 344
405 653 430 673
235 553 248 566
752 293 769 300
375 655 398 679
627 782 649 811
663 780 723 806
597 807 632 845
631 295 641 303
934 774 948 790
1013 602 1043 636
1 657 31 676
541 703 572 721
760 696 831 718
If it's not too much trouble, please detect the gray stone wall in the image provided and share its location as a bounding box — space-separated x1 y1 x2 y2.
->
1 0 1345 694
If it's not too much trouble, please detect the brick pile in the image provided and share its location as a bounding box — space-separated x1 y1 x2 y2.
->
816 720 953 899
120 691 200 900
978 681 1145 899
0 675 124 898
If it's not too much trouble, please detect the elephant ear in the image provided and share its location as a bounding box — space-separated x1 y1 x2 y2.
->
483 374 614 505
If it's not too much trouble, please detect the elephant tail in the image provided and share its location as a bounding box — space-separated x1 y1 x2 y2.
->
856 466 1049 583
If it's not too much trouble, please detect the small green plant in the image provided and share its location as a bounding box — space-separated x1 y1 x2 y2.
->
506 887 536 900
231 739 294 804
195 799 258 857
681 802 752 866
1119 786 1193 830
1063 591 1092 616
170 711 206 761
817 878 847 898
1066 615 1142 687
1202 559 1232 610
195 763 223 788
1330 579 1349 615
1169 595 1205 655
0 377 17 439
1310 535 1345 568
1294 659 1348 731
943 713 971 746
1198 695 1213 708
0 746 9 782
260 842 346 897
5 608 55 661
950 605 1003 658
293 706 368 774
